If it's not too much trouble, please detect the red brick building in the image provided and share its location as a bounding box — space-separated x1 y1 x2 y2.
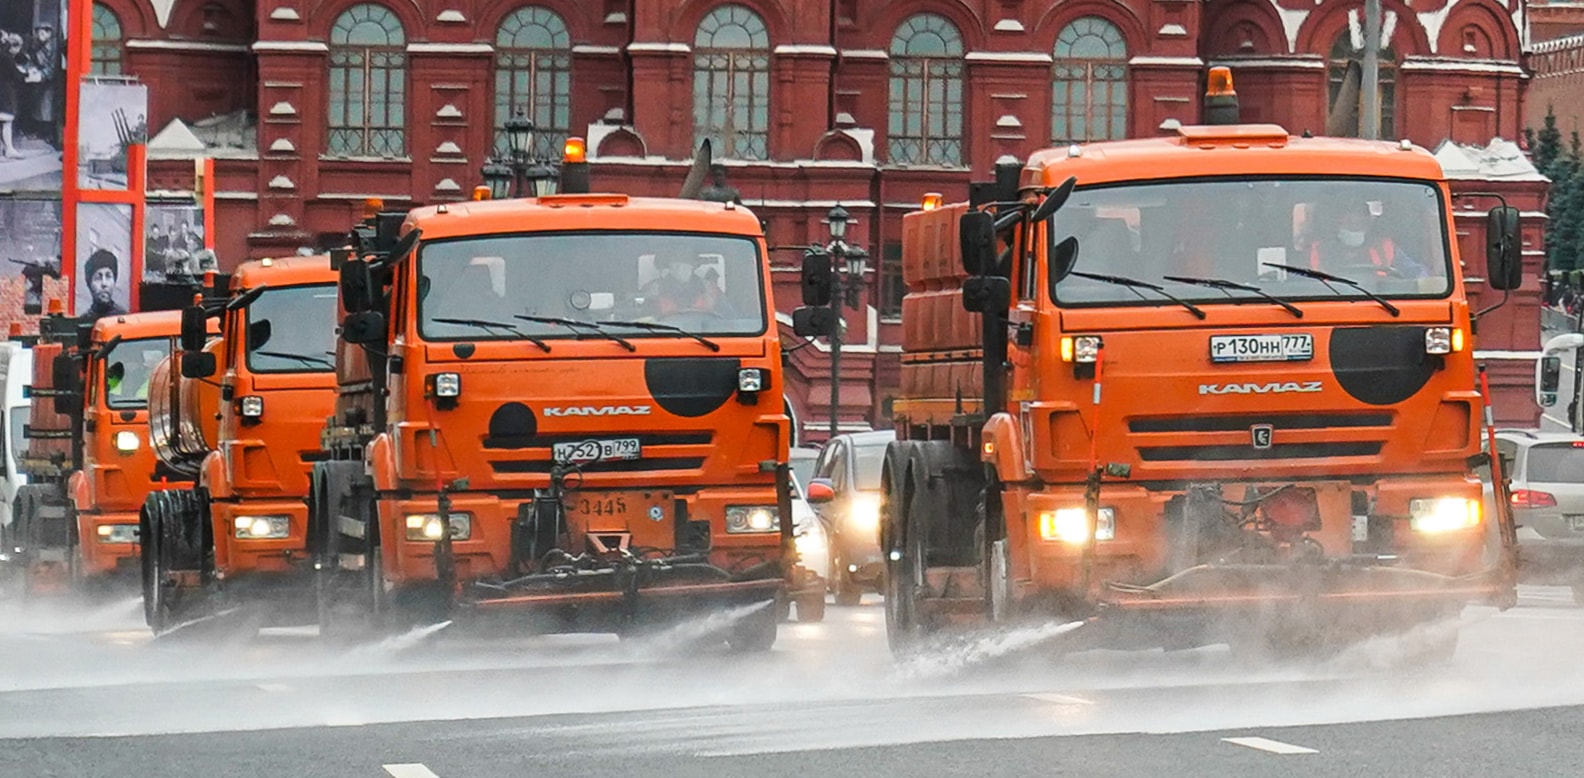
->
98 0 1541 439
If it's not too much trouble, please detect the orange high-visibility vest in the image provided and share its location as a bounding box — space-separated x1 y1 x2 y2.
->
1309 239 1395 271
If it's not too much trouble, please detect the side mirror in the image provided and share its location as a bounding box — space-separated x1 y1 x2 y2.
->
340 258 374 314
180 351 217 379
962 276 1010 313
959 210 995 276
1047 235 1080 293
1029 176 1078 224
800 247 833 306
248 319 272 351
1537 354 1563 407
805 478 836 504
1486 206 1522 291
342 310 386 345
792 306 834 337
180 305 208 352
50 352 79 416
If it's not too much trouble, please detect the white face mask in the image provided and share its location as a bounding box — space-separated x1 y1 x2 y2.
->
1337 229 1366 248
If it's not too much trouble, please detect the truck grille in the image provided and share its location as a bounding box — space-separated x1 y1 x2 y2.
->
1128 413 1392 434
1136 442 1383 462
490 457 708 475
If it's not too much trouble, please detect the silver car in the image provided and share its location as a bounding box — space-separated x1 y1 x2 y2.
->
808 430 894 606
1494 429 1584 603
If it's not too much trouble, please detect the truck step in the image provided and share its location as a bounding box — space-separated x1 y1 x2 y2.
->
337 515 366 540
916 596 987 617
924 565 985 600
338 553 366 571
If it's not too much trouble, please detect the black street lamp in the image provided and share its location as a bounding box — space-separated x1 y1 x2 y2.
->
481 109 558 198
821 205 868 440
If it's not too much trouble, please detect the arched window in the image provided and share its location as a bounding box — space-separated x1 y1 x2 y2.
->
1052 17 1128 143
494 6 571 159
327 3 406 158
1328 28 1397 139
693 4 770 160
91 3 123 75
888 14 963 166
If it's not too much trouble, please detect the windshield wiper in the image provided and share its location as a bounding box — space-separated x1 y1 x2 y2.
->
1260 263 1400 317
600 319 722 352
1163 275 1303 318
431 317 551 352
253 350 334 369
1068 271 1206 319
514 315 636 352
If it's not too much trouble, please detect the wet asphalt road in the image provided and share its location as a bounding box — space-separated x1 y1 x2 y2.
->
2 586 1584 777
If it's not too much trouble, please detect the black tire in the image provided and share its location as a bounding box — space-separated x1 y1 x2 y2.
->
726 601 778 652
140 493 174 632
314 464 383 640
885 460 932 654
795 592 827 622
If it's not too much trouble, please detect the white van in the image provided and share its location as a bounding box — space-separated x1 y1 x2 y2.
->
0 343 33 551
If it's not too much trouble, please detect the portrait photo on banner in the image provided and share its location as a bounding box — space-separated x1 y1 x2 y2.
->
145 203 210 283
75 201 131 319
77 80 146 191
0 198 65 328
0 0 66 193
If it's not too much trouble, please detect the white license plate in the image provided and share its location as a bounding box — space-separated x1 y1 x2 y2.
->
552 438 641 464
1209 334 1313 363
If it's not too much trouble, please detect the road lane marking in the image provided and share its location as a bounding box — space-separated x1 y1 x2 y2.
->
1023 693 1095 706
1222 736 1317 755
383 764 440 778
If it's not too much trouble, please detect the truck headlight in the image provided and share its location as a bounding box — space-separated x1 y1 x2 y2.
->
726 505 780 533
1061 335 1102 363
427 372 461 398
1425 327 1462 355
738 368 767 392
1409 498 1480 534
96 524 139 544
404 512 472 541
239 395 265 418
114 430 140 452
1038 507 1115 544
233 515 291 539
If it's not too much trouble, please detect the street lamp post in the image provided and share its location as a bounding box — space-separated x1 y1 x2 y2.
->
480 109 559 198
822 205 869 441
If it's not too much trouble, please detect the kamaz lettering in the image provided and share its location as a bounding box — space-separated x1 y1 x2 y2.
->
543 405 653 418
1198 381 1323 396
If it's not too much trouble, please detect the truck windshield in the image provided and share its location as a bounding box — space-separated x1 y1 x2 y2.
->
245 284 339 373
417 232 768 341
1050 178 1451 306
103 337 169 410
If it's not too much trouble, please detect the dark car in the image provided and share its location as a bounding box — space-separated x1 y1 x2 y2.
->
807 430 893 605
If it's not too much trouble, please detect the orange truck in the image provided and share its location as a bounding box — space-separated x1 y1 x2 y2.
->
138 256 340 631
4 309 197 596
311 156 791 649
813 69 1520 657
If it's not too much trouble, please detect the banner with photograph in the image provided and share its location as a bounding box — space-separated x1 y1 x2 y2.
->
75 201 130 318
77 81 145 191
0 199 67 330
145 203 211 283
0 0 65 193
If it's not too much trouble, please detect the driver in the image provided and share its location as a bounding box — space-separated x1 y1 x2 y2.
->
643 253 720 316
1306 198 1427 278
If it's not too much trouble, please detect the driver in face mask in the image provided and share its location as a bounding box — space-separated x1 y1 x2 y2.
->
1307 199 1427 279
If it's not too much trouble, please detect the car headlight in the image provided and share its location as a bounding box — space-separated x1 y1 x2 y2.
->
794 520 827 557
738 368 767 392
1410 498 1480 534
1425 327 1462 355
114 430 140 453
427 372 461 399
233 515 291 539
847 493 882 534
239 395 265 418
1061 335 1102 363
96 524 139 544
726 505 780 533
404 512 471 541
1038 507 1115 544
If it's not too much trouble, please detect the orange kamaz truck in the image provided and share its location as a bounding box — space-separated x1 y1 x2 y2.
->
138 256 339 631
5 308 198 596
816 69 1520 658
311 159 792 649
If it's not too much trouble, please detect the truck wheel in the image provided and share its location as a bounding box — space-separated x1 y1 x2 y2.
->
726 601 778 652
795 592 826 622
315 468 383 640
885 470 932 654
834 561 862 606
140 494 174 632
